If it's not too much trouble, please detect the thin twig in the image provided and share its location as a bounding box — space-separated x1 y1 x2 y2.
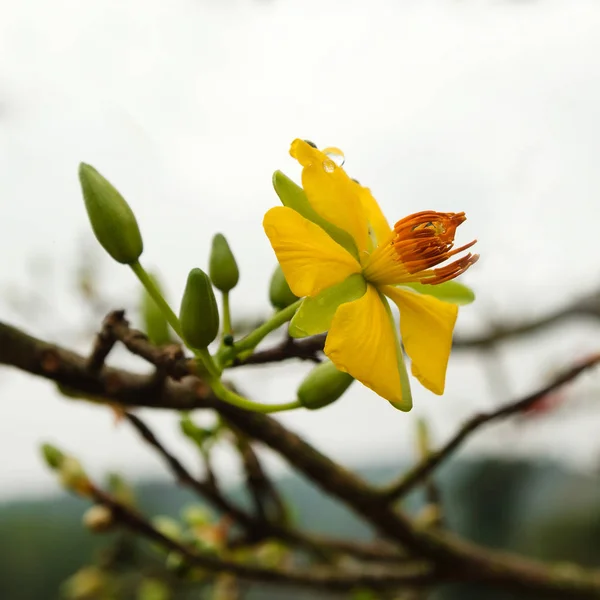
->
124 412 253 528
382 353 600 503
86 483 436 592
87 310 123 373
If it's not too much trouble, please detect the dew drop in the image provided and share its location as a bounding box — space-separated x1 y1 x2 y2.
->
322 159 336 173
323 147 345 167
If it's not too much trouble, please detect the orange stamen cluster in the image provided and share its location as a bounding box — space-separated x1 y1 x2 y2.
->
392 211 479 285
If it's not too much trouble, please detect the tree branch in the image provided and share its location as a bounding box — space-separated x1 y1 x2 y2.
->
86 483 435 593
5 318 600 597
381 353 600 503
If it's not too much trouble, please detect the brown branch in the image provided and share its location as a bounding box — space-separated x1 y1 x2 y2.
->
382 353 600 503
229 427 288 525
230 334 325 367
124 410 404 564
86 483 436 593
87 310 122 373
5 319 600 596
123 412 253 528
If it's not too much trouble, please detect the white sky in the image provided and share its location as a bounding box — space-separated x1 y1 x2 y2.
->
2 0 600 500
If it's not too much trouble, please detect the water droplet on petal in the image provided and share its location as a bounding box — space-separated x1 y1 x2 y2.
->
323 147 345 167
304 140 318 148
322 159 336 173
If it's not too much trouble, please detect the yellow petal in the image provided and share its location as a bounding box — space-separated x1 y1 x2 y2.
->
355 183 392 248
324 284 406 405
290 139 370 255
383 286 458 395
263 206 361 297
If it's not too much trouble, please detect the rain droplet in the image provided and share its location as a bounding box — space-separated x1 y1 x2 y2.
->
322 159 336 173
323 147 345 167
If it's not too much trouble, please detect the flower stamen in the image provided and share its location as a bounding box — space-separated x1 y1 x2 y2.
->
391 211 478 285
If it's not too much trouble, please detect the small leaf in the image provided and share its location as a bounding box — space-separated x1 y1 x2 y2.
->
400 280 475 305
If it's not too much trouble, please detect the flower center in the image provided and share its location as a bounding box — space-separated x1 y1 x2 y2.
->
362 210 478 286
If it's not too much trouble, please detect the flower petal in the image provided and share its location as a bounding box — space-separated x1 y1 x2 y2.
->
290 139 370 255
289 274 367 338
272 171 360 261
324 284 411 408
263 206 361 298
383 286 458 395
355 183 392 248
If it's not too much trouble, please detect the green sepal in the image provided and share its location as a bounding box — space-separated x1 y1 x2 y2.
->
269 264 299 311
179 268 220 349
297 360 354 410
272 171 360 261
209 233 239 292
78 163 143 264
399 280 475 305
289 274 366 338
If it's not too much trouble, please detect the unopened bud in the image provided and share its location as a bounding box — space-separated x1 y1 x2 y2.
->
107 473 136 507
141 273 170 346
165 552 188 575
152 516 182 541
137 578 171 600
79 163 143 264
83 505 114 533
181 505 212 527
59 456 90 495
41 443 64 470
61 567 107 599
297 360 354 410
209 234 239 292
269 265 299 311
179 268 219 349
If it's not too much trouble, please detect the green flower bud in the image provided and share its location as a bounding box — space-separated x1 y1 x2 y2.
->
41 443 64 470
209 233 239 292
59 456 90 494
165 552 189 575
181 505 212 527
79 163 143 264
83 505 114 533
141 273 170 345
137 578 171 600
152 516 182 541
179 268 220 349
297 360 354 410
107 472 136 507
61 567 107 600
269 265 299 311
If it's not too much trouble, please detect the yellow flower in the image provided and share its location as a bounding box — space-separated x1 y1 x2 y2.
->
263 139 479 410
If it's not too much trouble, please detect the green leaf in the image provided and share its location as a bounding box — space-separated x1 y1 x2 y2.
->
400 280 475 305
272 170 360 261
289 274 366 338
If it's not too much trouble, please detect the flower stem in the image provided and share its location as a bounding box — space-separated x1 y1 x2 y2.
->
222 292 232 337
232 299 302 355
210 377 302 413
194 348 221 380
130 261 183 339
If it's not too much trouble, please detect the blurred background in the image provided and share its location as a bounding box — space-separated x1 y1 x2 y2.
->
3 0 600 598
